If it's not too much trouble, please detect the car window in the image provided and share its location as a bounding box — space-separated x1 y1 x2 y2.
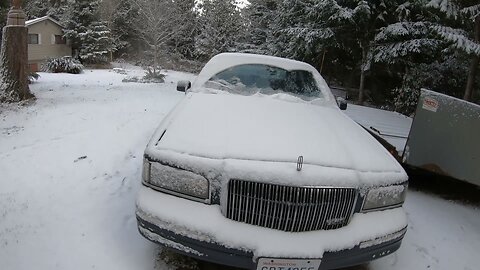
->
203 64 323 101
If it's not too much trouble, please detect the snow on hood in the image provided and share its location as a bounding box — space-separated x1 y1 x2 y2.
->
191 53 336 105
146 92 406 187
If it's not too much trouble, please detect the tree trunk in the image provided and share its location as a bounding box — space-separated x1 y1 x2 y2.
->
464 56 479 101
358 47 368 105
0 25 33 102
464 16 480 101
319 50 327 74
154 45 158 68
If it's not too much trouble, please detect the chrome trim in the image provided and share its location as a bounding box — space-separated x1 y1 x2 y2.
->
226 180 358 232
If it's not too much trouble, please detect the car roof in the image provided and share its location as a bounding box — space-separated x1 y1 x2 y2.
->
191 53 336 106
193 53 319 88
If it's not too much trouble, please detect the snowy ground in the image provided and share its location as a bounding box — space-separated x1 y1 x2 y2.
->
1 68 479 270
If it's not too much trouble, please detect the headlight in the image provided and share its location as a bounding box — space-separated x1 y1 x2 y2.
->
142 158 209 201
142 158 151 183
362 184 407 211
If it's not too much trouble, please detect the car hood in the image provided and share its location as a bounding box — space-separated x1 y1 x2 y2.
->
150 93 403 174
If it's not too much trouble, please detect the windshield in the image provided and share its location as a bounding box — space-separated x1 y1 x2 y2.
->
202 64 323 101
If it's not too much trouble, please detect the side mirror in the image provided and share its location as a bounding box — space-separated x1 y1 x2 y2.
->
177 80 191 92
337 97 348 110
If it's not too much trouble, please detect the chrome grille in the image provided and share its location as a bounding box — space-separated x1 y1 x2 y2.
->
226 180 357 232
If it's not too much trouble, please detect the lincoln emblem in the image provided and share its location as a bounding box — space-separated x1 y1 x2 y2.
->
297 156 304 171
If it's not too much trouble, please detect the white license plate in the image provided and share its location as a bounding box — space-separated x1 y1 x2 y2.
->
256 258 321 270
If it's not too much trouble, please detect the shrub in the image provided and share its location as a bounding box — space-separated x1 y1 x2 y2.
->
143 66 165 83
122 66 166 84
122 76 139 83
43 57 84 74
392 87 420 116
28 71 40 84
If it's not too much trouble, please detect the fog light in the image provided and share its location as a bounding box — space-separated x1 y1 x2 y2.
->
360 227 407 249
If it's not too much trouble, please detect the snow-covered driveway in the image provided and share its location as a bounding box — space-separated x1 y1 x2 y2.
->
0 70 479 270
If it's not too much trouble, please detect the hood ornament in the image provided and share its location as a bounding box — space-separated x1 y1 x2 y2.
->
297 156 304 171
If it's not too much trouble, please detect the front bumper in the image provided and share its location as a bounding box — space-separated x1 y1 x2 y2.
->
136 186 407 269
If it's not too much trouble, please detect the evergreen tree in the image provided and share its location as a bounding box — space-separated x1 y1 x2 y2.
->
100 0 138 59
241 0 280 54
272 0 340 67
427 0 480 101
168 0 198 59
63 0 116 64
24 0 69 21
273 0 404 104
391 53 472 114
195 0 244 61
0 1 9 41
371 1 440 111
24 0 50 18
375 0 480 106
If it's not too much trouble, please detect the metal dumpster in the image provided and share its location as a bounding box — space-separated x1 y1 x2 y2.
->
402 89 480 186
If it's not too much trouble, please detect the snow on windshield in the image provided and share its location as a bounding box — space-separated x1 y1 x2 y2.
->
203 64 324 101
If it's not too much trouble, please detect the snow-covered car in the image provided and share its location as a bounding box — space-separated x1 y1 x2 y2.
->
136 53 408 269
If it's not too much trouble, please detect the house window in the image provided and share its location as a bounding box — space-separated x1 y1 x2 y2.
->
54 35 66 44
28 34 39 44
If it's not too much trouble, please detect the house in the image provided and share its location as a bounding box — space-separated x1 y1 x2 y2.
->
25 16 72 72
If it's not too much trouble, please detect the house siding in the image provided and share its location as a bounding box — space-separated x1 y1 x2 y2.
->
27 20 72 70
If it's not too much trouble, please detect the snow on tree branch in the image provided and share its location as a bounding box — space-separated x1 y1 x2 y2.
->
374 39 441 63
431 25 480 55
283 27 335 42
462 4 480 19
427 0 460 18
375 22 430 42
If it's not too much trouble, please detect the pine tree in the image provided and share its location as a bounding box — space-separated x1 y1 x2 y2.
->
24 0 69 21
0 1 9 41
272 0 327 61
273 0 404 104
195 0 244 61
426 0 480 101
100 0 138 59
241 0 280 54
168 0 198 59
64 0 116 64
375 0 480 103
24 0 50 18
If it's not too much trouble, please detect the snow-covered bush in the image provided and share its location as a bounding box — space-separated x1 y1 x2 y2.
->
43 57 84 74
122 67 165 84
391 53 473 115
143 67 165 83
28 72 40 84
112 68 127 75
122 76 139 83
392 87 420 116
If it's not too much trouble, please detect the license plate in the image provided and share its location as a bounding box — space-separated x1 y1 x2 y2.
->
256 258 321 270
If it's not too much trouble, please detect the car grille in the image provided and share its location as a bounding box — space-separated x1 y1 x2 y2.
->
226 179 357 232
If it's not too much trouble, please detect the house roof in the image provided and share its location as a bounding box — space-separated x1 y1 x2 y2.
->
25 16 64 28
